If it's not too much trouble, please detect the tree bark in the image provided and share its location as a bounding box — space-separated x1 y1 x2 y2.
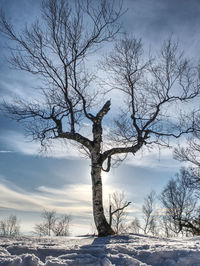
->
91 161 115 237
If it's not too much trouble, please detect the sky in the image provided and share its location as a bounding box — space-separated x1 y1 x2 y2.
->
0 0 200 236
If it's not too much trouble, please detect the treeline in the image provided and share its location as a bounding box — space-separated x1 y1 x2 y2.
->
0 210 71 237
108 169 200 237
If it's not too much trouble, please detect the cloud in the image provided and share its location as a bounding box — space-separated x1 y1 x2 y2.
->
0 130 83 159
0 176 45 211
125 145 177 169
124 0 200 51
0 131 41 155
0 176 92 220
0 175 95 235
0 174 118 217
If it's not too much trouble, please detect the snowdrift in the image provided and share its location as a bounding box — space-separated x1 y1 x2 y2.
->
0 234 200 265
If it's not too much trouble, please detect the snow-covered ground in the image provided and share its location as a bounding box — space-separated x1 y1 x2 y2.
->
0 234 200 266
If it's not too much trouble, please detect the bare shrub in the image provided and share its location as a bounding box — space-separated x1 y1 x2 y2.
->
0 215 20 236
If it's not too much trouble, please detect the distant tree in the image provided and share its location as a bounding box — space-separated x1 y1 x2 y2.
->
42 209 57 236
52 215 71 236
1 0 200 236
160 169 198 236
129 191 158 236
159 211 176 238
141 191 157 235
35 209 71 237
129 217 141 234
34 222 49 237
0 215 20 236
35 209 57 236
108 191 131 234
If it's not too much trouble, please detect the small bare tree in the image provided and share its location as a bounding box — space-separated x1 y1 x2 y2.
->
35 209 56 236
158 212 176 238
34 223 49 237
42 209 57 236
0 215 20 236
1 0 200 236
108 191 131 234
141 191 157 235
129 191 158 236
52 215 71 236
129 217 141 234
35 209 71 236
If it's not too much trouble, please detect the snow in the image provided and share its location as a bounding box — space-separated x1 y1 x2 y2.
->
0 234 200 266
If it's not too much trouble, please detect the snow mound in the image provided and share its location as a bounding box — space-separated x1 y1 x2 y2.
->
0 234 200 266
0 253 43 266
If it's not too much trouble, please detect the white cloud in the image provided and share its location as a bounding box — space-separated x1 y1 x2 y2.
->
0 174 118 218
0 131 82 159
124 145 180 170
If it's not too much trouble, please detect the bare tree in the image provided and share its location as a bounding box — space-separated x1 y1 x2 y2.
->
52 215 71 236
0 215 20 236
35 209 71 236
1 0 200 236
35 209 56 236
108 191 131 234
141 191 157 235
129 217 141 234
34 222 49 237
0 0 123 237
157 210 179 238
129 191 158 236
160 169 198 236
42 209 57 236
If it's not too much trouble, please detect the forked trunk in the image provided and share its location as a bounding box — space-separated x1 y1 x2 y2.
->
91 162 115 237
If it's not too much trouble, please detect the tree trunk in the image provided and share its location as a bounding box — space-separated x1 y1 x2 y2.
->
91 162 115 237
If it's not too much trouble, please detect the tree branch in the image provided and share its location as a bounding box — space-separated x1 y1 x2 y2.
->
102 142 143 162
102 156 111 172
58 132 92 151
109 201 131 226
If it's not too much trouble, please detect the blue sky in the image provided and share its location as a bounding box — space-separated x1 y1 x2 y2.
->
0 0 200 235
